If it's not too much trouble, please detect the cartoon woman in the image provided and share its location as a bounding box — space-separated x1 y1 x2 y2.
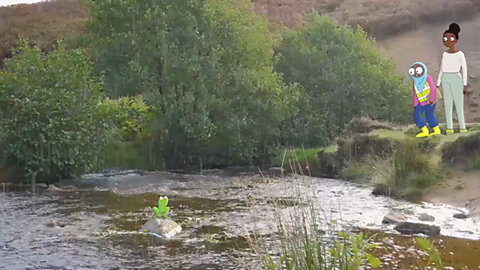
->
437 23 468 134
409 62 440 137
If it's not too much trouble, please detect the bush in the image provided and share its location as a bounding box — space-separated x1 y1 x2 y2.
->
96 95 164 170
370 139 441 200
86 0 290 167
274 13 411 145
98 95 156 141
0 41 110 181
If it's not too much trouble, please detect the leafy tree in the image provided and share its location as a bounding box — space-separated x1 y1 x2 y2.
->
275 12 410 142
86 0 288 167
0 41 110 181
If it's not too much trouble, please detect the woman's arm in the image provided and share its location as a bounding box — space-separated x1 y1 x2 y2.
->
436 55 444 87
460 52 468 86
427 76 436 103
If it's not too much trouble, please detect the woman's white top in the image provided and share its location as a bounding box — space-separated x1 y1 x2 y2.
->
436 51 468 87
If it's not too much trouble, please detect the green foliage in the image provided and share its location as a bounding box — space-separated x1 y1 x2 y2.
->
99 140 164 171
416 238 444 269
275 12 410 145
272 148 321 167
98 95 156 141
329 232 381 269
86 0 289 166
96 95 164 170
253 195 382 270
369 139 441 200
0 40 110 181
341 162 367 182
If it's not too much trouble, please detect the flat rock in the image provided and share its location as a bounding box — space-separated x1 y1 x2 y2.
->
382 212 407 224
453 213 468 219
418 213 435 222
140 218 182 239
394 222 441 236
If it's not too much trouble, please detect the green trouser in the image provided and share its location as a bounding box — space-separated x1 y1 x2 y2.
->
442 72 466 130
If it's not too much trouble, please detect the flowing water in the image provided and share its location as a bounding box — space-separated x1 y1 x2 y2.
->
1 170 480 270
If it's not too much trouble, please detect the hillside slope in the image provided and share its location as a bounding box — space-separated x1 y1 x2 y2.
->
1 0 479 60
1 0 480 122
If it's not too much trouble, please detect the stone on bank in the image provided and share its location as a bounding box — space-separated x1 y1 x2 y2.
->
140 218 182 238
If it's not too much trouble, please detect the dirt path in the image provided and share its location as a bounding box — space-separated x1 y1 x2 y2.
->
423 169 480 217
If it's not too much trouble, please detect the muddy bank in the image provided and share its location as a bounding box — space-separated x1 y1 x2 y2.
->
2 171 480 269
424 170 480 218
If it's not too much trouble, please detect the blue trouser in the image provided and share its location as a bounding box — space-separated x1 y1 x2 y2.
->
414 104 438 128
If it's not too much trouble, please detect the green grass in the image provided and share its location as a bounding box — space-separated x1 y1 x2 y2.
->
467 158 480 170
248 185 445 270
272 148 320 167
369 129 407 141
341 162 368 183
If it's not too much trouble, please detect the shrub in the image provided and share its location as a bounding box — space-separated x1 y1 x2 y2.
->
0 40 110 182
371 139 441 200
275 13 411 145
96 95 163 170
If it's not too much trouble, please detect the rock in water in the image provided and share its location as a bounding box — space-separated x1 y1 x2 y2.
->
453 213 468 219
382 212 407 224
418 213 435 222
140 218 182 238
394 222 441 236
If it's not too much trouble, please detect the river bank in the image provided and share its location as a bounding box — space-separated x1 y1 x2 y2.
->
272 118 480 217
2 171 480 269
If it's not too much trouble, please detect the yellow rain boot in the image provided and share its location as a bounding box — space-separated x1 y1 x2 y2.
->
430 126 441 136
460 129 468 133
446 129 454 135
416 126 430 138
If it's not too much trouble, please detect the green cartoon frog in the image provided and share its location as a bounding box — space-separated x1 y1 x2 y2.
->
152 196 170 218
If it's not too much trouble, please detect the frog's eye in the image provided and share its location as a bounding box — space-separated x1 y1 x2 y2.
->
408 68 415 75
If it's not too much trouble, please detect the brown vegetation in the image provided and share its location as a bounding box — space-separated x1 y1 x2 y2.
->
1 0 479 65
0 0 87 65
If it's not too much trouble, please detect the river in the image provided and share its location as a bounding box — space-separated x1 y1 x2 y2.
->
1 170 480 269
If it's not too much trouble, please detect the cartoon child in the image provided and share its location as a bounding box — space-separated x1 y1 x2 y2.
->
409 62 440 137
437 23 468 135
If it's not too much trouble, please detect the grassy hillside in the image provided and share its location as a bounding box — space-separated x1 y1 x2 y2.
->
0 0 87 65
1 0 479 65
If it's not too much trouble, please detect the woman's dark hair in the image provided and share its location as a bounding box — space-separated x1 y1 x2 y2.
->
444 23 461 40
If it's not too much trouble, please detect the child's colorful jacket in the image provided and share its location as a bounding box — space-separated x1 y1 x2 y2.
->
413 75 436 107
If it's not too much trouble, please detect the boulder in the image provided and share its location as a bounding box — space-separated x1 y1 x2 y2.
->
140 218 182 239
394 222 441 236
418 213 435 222
453 213 468 219
382 212 407 224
